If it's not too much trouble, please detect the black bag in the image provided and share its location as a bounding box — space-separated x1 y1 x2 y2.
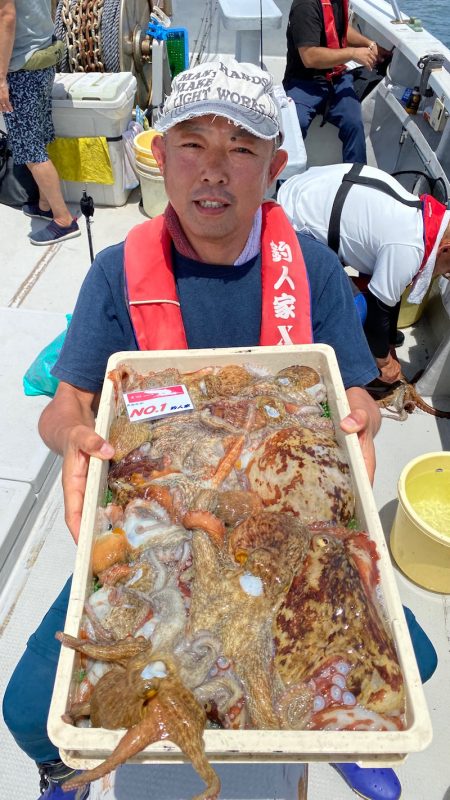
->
0 131 39 207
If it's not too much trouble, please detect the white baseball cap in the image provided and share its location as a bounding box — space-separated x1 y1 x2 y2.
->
154 57 284 143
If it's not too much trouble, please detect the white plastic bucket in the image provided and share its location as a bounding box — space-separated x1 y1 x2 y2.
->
136 161 167 218
390 452 450 593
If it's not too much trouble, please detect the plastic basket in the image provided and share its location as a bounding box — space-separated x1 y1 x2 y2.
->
48 345 432 769
166 28 189 78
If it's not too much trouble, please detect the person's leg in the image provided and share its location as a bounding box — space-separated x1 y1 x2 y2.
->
26 159 73 226
327 72 367 163
2 577 72 762
2 576 89 797
5 68 74 226
285 79 328 141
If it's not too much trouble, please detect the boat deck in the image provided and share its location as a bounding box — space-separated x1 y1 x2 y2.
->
0 195 449 799
1 2 450 791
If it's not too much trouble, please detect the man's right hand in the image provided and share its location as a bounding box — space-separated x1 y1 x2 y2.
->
353 46 377 70
376 351 403 383
62 425 114 543
38 382 109 544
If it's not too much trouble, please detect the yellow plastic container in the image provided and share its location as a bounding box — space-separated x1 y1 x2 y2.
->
133 129 160 168
390 452 450 593
397 283 433 328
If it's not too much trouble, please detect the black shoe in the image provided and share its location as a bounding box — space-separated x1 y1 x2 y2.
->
393 329 405 347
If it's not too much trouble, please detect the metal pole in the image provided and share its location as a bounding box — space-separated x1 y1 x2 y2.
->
80 191 95 263
389 0 406 22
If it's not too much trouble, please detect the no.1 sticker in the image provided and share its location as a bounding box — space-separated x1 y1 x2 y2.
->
123 384 194 422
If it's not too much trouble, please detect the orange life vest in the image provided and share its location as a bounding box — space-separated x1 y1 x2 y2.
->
320 0 349 81
124 201 313 350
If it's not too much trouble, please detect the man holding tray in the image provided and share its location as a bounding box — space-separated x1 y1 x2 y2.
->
3 59 436 800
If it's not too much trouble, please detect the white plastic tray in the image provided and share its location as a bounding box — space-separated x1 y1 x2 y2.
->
48 345 432 768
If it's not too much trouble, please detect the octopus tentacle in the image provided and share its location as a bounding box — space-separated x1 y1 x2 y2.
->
55 632 148 663
62 720 169 792
174 632 222 689
194 671 248 729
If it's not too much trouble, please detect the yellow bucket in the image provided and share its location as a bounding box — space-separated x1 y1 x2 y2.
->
397 282 433 328
390 452 450 592
133 129 161 168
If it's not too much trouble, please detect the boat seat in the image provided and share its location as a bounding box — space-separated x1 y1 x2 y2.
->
277 89 307 182
218 0 282 64
0 308 65 583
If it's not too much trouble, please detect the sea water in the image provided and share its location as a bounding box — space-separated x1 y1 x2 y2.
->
407 473 450 536
401 0 450 49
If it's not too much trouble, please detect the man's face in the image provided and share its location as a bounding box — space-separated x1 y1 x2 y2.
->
151 115 287 262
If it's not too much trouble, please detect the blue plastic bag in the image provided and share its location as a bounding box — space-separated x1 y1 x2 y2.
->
23 314 72 397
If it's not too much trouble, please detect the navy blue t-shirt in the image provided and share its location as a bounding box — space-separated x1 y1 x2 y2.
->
53 232 377 392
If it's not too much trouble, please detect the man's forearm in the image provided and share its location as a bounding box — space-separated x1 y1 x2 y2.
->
364 290 392 359
299 44 360 69
347 24 374 49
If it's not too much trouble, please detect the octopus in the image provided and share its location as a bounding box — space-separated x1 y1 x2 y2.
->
108 416 152 463
202 364 255 398
228 511 311 585
108 365 183 407
85 362 405 747
273 527 405 730
189 513 311 729
91 527 132 575
199 395 288 433
84 585 153 641
245 426 354 525
238 365 326 409
56 633 220 800
121 497 190 554
108 416 246 507
141 473 263 544
375 380 450 421
194 669 249 730
107 443 173 506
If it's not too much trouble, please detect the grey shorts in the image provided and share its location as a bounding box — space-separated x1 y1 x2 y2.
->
4 67 56 164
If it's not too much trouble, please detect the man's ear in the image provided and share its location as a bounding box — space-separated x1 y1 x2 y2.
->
437 239 450 258
151 134 166 175
269 148 288 185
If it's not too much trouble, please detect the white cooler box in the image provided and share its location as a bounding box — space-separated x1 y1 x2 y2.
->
51 72 137 206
